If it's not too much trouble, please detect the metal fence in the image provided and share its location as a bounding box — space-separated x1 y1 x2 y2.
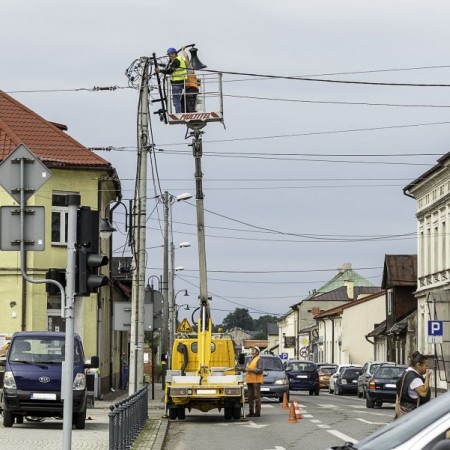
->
108 386 148 450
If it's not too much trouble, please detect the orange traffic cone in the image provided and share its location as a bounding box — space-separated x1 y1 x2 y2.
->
294 399 302 420
288 401 298 423
282 391 289 410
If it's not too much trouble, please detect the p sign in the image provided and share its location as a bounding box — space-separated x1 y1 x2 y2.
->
428 320 443 344
428 321 443 336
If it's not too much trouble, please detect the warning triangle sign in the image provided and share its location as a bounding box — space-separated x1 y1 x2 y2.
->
177 318 193 333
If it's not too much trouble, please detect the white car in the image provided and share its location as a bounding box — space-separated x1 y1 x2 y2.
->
327 390 450 450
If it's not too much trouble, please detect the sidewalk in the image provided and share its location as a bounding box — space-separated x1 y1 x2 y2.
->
99 383 169 450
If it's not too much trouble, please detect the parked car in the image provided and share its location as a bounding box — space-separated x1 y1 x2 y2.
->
327 391 450 450
357 361 392 398
318 365 338 389
285 361 320 395
335 366 363 395
244 354 289 402
366 363 407 408
329 364 356 394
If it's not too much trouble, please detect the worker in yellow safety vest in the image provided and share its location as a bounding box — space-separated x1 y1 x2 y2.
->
156 47 187 113
246 346 264 417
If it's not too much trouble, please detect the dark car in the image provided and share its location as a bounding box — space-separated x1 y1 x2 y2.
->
335 366 362 395
357 361 393 398
366 363 407 408
285 361 320 395
244 354 289 402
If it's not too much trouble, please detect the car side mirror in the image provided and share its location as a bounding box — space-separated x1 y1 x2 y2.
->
285 365 292 372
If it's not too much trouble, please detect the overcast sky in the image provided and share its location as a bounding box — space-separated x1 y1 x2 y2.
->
3 0 450 324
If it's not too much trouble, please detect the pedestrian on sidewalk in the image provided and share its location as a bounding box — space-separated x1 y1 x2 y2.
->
246 346 263 417
121 353 129 390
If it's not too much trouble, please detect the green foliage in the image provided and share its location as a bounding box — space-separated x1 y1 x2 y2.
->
222 308 254 331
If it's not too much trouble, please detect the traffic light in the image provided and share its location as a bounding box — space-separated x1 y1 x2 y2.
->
76 246 109 296
75 206 109 296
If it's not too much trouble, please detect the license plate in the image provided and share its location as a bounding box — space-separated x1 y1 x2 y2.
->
296 375 308 379
261 387 270 392
385 383 396 388
197 389 216 395
31 393 57 400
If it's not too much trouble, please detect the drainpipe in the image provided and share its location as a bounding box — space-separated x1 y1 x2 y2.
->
21 260 27 330
331 318 335 363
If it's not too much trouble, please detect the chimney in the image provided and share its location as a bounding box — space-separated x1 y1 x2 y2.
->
344 280 354 300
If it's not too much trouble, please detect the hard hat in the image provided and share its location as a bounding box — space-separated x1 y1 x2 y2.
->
167 47 177 55
252 346 260 354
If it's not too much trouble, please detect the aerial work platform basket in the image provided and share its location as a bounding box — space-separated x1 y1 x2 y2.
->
165 72 224 126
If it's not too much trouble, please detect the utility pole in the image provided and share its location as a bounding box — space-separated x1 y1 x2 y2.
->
129 58 150 394
161 191 169 387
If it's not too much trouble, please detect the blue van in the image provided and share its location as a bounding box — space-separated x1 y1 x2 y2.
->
0 331 98 429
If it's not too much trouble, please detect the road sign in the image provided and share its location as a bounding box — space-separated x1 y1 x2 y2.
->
428 320 444 344
0 206 45 251
177 318 193 333
0 144 52 203
280 352 289 360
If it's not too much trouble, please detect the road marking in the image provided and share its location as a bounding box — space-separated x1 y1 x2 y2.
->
356 418 389 425
317 424 331 429
310 419 322 423
317 404 338 408
347 405 367 409
261 404 275 408
327 430 357 444
219 420 267 429
265 447 287 450
302 414 314 418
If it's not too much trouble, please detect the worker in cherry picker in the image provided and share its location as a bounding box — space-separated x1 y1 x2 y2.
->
180 48 200 113
156 47 187 113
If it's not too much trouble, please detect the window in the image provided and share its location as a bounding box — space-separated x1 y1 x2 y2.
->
52 192 76 245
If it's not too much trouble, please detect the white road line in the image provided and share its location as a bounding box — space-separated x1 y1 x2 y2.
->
327 430 357 444
302 414 314 418
310 419 322 423
317 424 331 429
317 404 338 408
356 418 389 425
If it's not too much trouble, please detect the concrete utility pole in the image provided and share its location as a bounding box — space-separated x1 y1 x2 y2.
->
129 58 150 394
161 191 170 386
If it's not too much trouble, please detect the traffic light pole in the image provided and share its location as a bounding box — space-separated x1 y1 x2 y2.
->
62 194 80 450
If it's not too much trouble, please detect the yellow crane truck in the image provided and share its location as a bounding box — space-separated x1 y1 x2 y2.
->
164 121 245 420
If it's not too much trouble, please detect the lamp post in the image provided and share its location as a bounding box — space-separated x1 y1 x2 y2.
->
170 289 189 350
161 191 192 386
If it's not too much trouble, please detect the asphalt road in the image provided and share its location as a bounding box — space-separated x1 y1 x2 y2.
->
162 391 394 450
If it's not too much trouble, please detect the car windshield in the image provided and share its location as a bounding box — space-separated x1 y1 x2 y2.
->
343 369 361 377
262 357 283 371
356 391 450 450
373 366 406 379
288 362 315 372
320 366 337 374
370 363 381 373
9 337 83 364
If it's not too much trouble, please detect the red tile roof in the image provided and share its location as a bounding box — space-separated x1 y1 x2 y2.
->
0 90 110 169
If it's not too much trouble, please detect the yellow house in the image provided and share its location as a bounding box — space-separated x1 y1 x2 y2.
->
0 91 123 394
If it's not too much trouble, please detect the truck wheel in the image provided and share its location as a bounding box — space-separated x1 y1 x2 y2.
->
224 407 232 420
169 408 177 420
177 408 185 420
232 406 241 420
74 410 86 429
3 410 14 427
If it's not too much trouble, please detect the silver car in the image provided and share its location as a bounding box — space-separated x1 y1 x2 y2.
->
328 391 450 450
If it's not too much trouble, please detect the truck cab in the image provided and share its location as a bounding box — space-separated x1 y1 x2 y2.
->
0 331 98 429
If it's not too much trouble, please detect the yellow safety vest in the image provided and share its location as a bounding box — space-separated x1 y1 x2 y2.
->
246 356 264 383
171 56 187 83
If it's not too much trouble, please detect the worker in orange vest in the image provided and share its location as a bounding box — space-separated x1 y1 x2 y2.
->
246 346 264 417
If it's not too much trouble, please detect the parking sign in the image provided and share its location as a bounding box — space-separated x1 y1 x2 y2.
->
428 320 443 344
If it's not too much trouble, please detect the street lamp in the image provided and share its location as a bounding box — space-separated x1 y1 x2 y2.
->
99 199 134 245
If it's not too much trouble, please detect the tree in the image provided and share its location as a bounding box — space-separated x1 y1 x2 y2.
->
222 308 254 331
253 315 279 337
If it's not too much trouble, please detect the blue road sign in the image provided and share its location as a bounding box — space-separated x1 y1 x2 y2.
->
280 352 289 360
428 321 443 336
